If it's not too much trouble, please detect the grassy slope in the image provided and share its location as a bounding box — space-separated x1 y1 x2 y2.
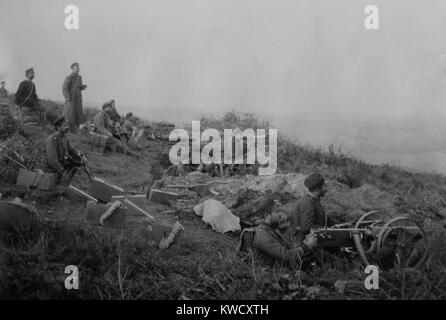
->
1 107 446 300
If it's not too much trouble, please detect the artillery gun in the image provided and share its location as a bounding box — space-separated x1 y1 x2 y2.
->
312 211 429 269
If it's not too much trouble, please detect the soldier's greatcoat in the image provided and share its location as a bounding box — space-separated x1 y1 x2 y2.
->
63 73 86 131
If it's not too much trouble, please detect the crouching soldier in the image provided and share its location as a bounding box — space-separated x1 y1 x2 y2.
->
238 210 318 269
45 116 86 185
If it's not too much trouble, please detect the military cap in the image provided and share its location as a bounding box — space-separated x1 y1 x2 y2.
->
25 68 34 76
102 101 113 109
71 62 79 69
52 116 66 127
304 173 325 191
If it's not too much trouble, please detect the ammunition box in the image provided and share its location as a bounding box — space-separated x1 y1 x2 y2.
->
87 132 109 154
16 169 58 191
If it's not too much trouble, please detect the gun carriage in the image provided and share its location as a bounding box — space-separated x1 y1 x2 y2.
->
313 211 428 269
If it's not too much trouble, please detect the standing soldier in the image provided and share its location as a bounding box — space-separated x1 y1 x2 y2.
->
0 81 9 106
14 68 46 123
45 116 86 185
63 62 87 132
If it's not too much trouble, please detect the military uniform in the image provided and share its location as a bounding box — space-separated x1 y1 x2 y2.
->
124 119 137 136
92 110 113 136
15 71 46 123
45 131 82 181
15 79 40 108
292 193 327 242
239 223 310 269
92 110 125 153
63 72 87 131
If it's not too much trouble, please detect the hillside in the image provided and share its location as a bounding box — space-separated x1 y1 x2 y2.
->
0 101 446 300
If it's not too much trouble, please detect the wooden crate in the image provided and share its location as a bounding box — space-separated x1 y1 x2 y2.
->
16 169 58 191
87 132 109 154
85 201 126 228
88 177 125 203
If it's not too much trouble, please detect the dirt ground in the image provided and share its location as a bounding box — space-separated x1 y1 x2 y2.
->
1 125 445 300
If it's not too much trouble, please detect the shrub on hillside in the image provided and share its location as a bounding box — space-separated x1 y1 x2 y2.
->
200 110 270 131
0 106 19 139
0 133 46 184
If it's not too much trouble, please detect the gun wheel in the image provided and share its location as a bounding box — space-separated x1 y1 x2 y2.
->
354 211 389 256
376 217 428 269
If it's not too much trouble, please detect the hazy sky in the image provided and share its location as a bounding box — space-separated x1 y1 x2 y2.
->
1 0 446 123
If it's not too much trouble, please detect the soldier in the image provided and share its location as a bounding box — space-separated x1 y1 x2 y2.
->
92 102 124 152
0 81 9 106
122 112 144 150
14 68 46 123
238 210 318 269
45 116 86 185
108 100 121 123
123 113 137 138
63 62 88 132
92 102 114 136
293 173 334 243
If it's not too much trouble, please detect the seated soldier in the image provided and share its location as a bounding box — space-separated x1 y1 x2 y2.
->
106 99 128 138
293 173 335 243
239 210 318 269
123 113 138 140
108 100 122 123
92 102 114 136
45 117 86 185
92 102 124 152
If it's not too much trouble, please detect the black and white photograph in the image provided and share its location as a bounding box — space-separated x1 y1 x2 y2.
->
0 0 445 307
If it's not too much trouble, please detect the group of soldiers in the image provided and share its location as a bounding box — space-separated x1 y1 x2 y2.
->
89 100 142 153
1 63 141 186
1 64 84 127
3 65 331 270
45 104 141 187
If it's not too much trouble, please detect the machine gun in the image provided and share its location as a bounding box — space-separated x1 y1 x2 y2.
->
311 211 428 269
